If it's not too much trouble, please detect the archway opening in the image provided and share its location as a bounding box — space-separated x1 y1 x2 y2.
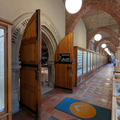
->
16 24 56 119
11 12 58 115
41 33 54 95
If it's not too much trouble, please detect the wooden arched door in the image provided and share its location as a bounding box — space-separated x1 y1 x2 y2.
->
20 9 41 119
55 33 75 89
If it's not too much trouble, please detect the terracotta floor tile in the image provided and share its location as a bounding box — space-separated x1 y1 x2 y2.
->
13 64 113 120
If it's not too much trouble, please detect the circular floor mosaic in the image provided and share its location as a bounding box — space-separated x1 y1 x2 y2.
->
70 102 96 119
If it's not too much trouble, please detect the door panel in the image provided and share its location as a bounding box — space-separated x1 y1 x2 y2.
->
20 67 37 111
20 9 41 118
55 33 74 89
20 44 36 63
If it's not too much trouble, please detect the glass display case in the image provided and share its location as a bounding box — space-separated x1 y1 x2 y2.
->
93 53 96 69
88 52 91 72
74 46 108 86
77 49 82 77
97 54 99 68
93 53 95 69
94 54 97 69
91 52 93 71
83 51 87 74
112 80 120 120
0 28 5 113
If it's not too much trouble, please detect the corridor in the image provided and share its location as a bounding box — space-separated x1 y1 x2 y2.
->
1 0 120 120
41 64 113 120
13 64 113 120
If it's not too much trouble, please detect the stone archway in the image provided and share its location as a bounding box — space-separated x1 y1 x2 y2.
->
87 27 119 49
41 25 57 94
94 37 118 52
12 12 58 113
96 41 116 55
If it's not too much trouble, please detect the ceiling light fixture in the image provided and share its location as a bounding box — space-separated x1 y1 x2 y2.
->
101 44 106 48
105 48 108 52
94 34 102 41
104 48 111 56
65 0 82 14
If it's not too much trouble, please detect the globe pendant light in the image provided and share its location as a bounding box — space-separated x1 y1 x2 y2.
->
65 0 82 14
94 34 102 41
105 48 109 53
105 48 111 56
101 43 106 48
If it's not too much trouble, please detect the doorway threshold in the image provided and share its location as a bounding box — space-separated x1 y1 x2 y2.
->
42 86 55 97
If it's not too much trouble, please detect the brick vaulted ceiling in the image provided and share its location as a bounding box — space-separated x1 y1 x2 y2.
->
82 10 119 33
63 0 120 53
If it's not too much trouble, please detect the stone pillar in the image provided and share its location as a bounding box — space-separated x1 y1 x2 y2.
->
12 63 21 113
48 60 55 88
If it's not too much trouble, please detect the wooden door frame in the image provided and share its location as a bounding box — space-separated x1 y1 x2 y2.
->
0 26 8 117
0 19 12 120
36 9 41 119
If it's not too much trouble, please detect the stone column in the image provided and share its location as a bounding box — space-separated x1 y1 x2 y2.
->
48 60 55 88
12 63 21 113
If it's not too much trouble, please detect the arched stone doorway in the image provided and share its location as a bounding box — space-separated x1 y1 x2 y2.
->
41 26 57 94
12 12 58 113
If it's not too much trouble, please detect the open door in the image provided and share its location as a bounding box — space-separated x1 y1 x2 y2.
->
20 9 41 119
55 33 75 90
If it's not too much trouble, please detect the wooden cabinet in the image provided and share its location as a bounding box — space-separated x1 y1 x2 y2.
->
0 18 12 120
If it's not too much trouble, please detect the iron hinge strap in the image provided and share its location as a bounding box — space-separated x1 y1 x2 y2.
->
35 104 38 120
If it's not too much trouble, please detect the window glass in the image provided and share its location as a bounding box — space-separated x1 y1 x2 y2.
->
77 50 82 77
88 52 90 72
91 53 93 70
83 51 87 74
0 28 4 112
94 54 97 69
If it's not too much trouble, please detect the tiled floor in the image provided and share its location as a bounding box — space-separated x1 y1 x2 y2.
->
13 64 113 120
